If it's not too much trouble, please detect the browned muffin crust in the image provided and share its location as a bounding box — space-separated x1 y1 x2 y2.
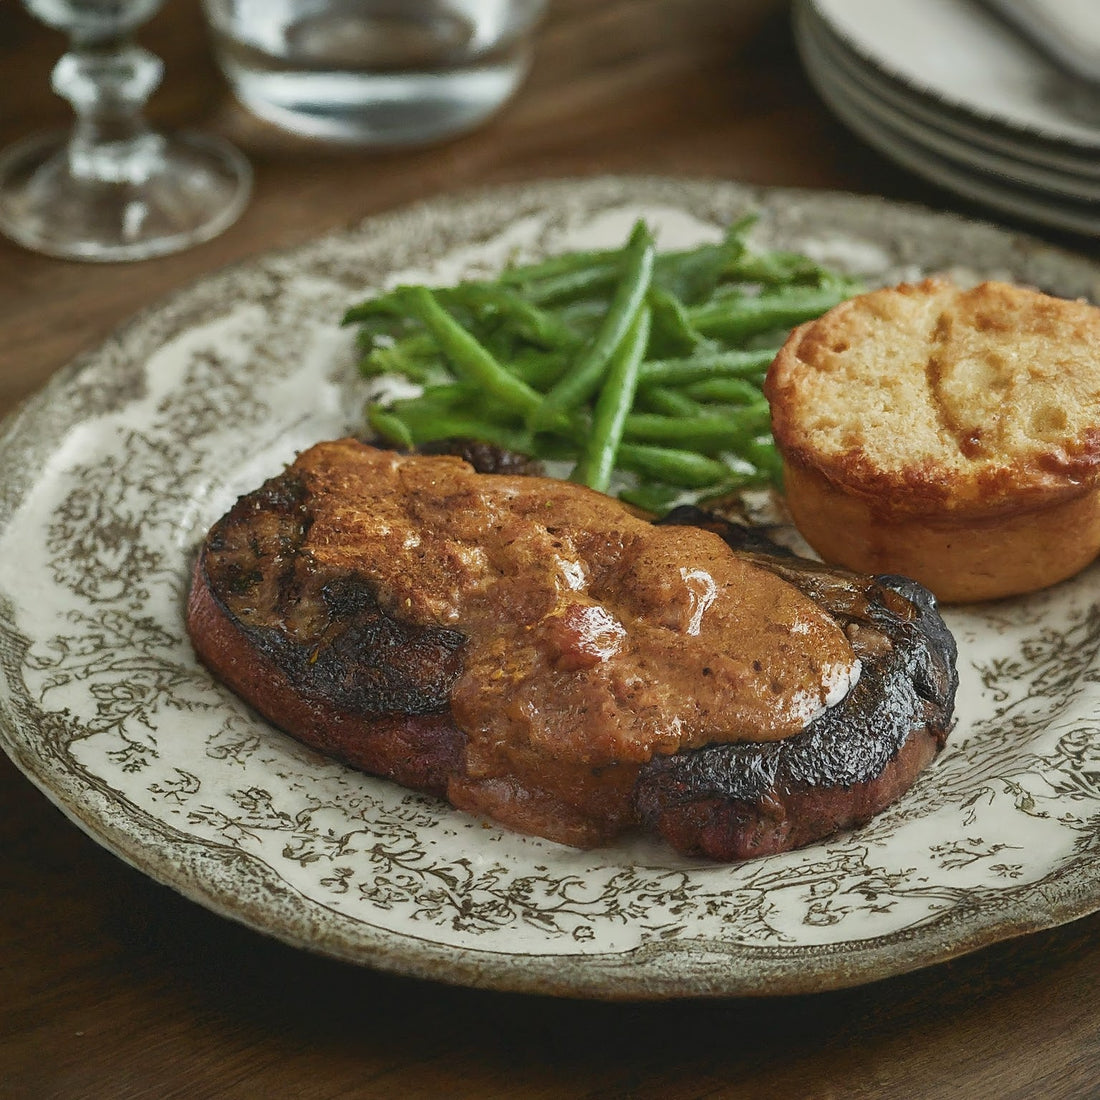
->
765 279 1100 601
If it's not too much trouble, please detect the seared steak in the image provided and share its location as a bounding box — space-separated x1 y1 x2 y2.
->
638 508 957 858
187 440 957 860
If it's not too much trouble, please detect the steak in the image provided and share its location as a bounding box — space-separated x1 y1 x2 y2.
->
186 440 957 861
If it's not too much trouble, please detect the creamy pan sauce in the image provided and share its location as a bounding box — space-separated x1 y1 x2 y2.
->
301 441 859 770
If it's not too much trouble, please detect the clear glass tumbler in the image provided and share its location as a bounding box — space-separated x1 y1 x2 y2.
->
201 0 548 145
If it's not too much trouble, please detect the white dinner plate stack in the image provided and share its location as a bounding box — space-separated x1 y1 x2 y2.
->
795 0 1100 237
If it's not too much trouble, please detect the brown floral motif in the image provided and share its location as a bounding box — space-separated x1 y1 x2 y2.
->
148 769 201 804
46 432 196 607
203 714 263 766
156 348 273 443
3 178 1100 996
24 609 221 769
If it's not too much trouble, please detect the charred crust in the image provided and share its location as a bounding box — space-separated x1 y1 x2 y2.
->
199 468 466 717
415 438 545 477
638 509 958 859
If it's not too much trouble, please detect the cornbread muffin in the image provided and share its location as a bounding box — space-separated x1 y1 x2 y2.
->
765 278 1100 602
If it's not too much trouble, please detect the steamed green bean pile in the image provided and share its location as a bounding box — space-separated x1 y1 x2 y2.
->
342 217 861 512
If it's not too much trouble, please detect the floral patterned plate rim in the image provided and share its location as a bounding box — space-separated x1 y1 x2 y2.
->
2 176 1100 1001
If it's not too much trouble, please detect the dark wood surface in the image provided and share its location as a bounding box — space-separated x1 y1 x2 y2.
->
2 2 1099 1097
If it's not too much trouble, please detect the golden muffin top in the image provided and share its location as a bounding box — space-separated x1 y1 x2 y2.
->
765 278 1100 514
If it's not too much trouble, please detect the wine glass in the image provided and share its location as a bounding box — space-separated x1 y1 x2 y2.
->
0 0 252 262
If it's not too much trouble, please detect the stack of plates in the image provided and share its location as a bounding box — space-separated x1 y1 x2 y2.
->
795 0 1100 236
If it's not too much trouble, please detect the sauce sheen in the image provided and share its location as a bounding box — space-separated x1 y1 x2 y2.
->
300 441 859 771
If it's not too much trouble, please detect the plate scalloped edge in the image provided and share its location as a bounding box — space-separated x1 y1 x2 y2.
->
2 175 1100 1000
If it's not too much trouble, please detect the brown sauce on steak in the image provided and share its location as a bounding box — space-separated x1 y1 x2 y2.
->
285 440 858 771
192 439 957 853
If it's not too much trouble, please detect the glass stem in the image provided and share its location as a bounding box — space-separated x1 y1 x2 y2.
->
52 33 164 185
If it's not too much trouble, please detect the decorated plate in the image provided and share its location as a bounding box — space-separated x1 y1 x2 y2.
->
3 177 1100 1000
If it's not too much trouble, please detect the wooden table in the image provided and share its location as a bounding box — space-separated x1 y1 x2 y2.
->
2 2 1099 1096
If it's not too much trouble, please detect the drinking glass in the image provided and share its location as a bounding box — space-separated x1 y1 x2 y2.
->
201 0 547 146
0 0 252 262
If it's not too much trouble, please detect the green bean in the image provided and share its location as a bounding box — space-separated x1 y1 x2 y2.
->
497 249 618 286
386 382 474 413
742 330 790 353
572 305 651 493
533 221 656 427
352 317 415 348
357 284 582 357
360 333 448 382
546 299 607 344
367 406 414 449
504 245 726 308
506 350 571 389
743 433 784 486
622 467 775 513
342 294 411 326
415 416 537 454
709 215 854 288
617 481 685 514
646 284 700 357
440 284 583 350
372 402 538 455
616 444 731 489
521 264 620 307
500 235 751 308
636 385 703 418
653 240 743 305
398 286 545 419
637 348 778 386
345 214 860 500
386 384 533 432
724 250 850 287
682 377 763 404
699 470 772 496
497 219 746 303
622 405 771 453
688 285 855 342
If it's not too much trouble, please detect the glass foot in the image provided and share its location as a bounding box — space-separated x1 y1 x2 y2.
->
0 129 252 262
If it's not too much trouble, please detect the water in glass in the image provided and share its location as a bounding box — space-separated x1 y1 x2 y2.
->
202 0 547 145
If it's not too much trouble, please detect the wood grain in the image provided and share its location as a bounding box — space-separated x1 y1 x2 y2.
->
2 1 1099 1097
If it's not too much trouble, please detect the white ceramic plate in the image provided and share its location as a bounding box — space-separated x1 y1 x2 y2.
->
799 4 1100 191
797 14 1100 238
3 177 1100 1000
809 0 1100 151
